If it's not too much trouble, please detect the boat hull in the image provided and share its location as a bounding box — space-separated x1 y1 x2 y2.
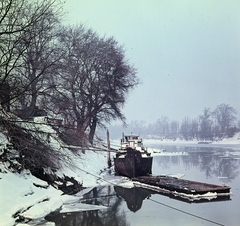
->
114 148 152 178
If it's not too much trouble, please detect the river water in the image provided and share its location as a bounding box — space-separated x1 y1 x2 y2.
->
46 144 240 226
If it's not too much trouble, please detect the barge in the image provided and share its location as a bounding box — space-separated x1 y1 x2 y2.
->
133 175 231 197
114 133 152 178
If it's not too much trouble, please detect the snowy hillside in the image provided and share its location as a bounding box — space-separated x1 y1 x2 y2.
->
0 115 121 226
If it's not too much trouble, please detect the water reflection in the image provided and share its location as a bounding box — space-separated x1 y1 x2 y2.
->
47 183 232 226
217 158 239 182
115 185 230 205
46 146 240 226
114 186 151 212
46 186 130 226
46 180 232 226
153 146 240 183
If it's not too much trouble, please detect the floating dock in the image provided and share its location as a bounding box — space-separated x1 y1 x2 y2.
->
132 175 231 197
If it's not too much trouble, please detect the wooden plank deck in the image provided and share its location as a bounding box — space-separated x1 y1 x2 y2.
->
132 175 231 195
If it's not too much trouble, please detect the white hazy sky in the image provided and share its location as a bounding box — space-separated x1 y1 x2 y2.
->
64 0 240 123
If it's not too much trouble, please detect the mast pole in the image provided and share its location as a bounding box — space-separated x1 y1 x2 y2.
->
107 129 112 167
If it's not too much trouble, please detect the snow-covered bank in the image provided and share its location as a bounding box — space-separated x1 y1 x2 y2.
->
0 170 61 225
0 115 115 226
0 121 132 225
143 132 240 146
0 149 125 226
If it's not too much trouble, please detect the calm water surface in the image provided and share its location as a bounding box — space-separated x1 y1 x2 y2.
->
46 145 240 226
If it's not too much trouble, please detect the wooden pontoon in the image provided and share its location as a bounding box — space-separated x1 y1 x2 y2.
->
132 175 231 196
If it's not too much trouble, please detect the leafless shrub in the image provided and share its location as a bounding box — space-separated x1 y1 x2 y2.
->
1 117 64 176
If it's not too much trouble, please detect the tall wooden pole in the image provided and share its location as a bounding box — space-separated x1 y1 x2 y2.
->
107 129 112 167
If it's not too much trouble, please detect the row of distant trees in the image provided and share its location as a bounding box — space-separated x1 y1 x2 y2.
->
119 103 239 140
0 0 138 145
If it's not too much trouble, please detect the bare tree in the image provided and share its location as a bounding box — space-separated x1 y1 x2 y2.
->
169 120 179 138
51 25 138 144
127 120 146 136
12 3 63 117
190 118 199 139
213 103 237 136
156 116 169 138
0 0 64 112
180 117 191 140
198 108 213 139
0 0 25 107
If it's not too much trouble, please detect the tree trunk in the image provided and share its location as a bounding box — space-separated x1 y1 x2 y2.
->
89 116 97 144
0 82 10 111
107 129 111 168
77 117 91 146
26 70 38 117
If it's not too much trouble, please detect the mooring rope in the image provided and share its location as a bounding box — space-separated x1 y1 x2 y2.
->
148 198 224 226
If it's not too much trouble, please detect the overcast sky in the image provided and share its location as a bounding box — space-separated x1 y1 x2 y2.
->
64 0 240 123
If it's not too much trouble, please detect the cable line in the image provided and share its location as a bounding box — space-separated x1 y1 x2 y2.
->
75 165 225 226
148 198 224 226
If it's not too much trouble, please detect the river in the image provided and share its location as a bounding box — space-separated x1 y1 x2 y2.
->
46 144 240 226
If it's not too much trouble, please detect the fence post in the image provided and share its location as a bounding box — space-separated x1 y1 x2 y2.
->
107 129 112 167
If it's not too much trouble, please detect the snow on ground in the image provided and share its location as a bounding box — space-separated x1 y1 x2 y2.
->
144 138 198 145
0 154 130 226
0 170 60 226
0 149 120 226
213 132 240 145
0 116 121 226
1 116 240 225
144 132 240 146
60 203 108 213
0 115 135 225
143 132 240 150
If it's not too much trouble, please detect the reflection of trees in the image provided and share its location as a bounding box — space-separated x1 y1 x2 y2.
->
153 146 240 183
181 150 240 182
199 154 216 179
198 153 239 182
46 186 130 226
215 158 240 183
183 153 201 170
154 154 198 171
154 156 172 170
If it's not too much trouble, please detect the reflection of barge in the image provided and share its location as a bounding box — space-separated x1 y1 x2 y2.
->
133 175 231 197
114 134 152 178
114 186 151 212
115 185 230 207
